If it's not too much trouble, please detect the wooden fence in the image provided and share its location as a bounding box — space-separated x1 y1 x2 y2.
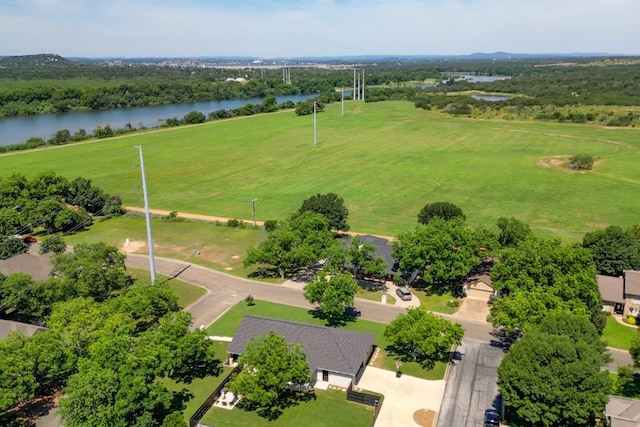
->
346 382 383 427
188 365 240 427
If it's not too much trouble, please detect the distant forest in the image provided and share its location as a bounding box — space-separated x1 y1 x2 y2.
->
0 54 639 149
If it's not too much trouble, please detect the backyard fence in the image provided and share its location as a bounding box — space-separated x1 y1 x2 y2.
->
189 365 240 427
346 382 383 427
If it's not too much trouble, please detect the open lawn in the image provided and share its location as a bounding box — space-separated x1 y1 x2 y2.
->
205 299 446 381
603 315 637 351
201 389 374 427
65 214 269 279
127 267 206 308
3 101 640 241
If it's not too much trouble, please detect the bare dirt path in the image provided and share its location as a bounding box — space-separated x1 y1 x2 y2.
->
124 206 397 240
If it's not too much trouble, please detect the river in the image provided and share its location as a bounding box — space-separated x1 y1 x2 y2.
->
0 94 318 147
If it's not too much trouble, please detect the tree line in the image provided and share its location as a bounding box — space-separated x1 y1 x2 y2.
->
0 171 125 259
0 242 219 427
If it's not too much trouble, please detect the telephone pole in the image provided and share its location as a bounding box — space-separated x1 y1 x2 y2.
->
135 145 156 284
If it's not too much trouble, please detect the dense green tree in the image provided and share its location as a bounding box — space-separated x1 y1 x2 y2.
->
496 216 532 247
490 237 604 333
39 233 67 254
0 236 28 259
0 333 37 412
303 273 359 325
229 330 311 409
182 110 206 124
568 154 594 170
384 307 463 369
582 225 640 276
497 313 611 427
392 218 479 288
67 177 107 214
346 236 386 279
298 192 349 232
417 202 465 225
244 211 337 278
52 242 132 301
630 330 640 368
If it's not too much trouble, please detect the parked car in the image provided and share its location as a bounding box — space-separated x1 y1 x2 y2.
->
344 306 361 317
22 236 37 243
484 409 500 426
395 287 412 301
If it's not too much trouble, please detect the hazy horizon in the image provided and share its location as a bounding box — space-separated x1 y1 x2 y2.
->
1 0 639 58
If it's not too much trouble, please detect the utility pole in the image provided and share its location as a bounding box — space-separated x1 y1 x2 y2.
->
251 198 257 226
313 101 317 146
341 86 344 116
135 145 156 284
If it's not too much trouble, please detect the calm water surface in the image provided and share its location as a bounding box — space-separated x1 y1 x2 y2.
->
0 94 317 146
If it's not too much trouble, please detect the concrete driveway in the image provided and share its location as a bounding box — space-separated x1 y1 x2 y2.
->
357 366 446 427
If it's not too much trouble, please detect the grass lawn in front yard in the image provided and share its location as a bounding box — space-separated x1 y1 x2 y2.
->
201 389 374 427
128 267 206 308
355 287 396 305
603 315 637 351
411 287 459 315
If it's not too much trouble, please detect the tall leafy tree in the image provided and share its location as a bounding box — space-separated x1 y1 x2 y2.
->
392 218 479 288
496 216 532 247
497 312 611 427
244 211 337 278
298 192 349 232
417 201 465 225
491 237 605 333
384 307 463 369
303 272 359 325
582 225 640 276
346 236 386 279
229 331 311 409
52 242 132 301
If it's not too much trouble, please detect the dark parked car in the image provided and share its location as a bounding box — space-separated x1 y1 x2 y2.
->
484 409 500 426
22 236 37 243
395 287 412 301
344 306 361 317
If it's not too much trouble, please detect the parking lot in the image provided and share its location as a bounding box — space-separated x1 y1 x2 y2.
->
436 338 504 427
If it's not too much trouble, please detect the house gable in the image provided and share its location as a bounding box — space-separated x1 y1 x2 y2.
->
597 274 625 304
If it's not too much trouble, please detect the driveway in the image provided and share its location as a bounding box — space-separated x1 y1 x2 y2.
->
357 366 446 427
436 339 504 427
456 296 491 324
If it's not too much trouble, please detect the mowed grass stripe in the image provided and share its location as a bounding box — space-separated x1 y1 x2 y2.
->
2 101 639 241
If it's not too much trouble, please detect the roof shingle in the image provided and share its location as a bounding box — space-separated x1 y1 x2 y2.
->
228 316 374 377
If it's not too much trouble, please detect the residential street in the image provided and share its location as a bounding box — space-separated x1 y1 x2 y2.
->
436 339 504 427
125 254 632 371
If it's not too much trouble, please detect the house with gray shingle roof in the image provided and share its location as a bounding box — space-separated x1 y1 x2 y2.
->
0 252 54 282
342 234 399 280
597 270 640 316
0 319 47 339
227 316 375 388
606 395 640 427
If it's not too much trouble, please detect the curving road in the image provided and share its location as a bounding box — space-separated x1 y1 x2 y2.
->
125 254 632 371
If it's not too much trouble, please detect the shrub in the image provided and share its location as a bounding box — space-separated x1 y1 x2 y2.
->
226 219 244 228
245 295 255 306
569 154 594 170
447 299 460 308
263 220 278 232
625 315 637 325
39 234 67 254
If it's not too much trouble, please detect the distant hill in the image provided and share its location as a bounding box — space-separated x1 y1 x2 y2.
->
0 53 71 65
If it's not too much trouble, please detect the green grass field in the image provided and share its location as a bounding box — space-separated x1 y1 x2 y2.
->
3 101 640 241
603 315 637 351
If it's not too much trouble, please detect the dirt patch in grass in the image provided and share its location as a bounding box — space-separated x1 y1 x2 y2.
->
536 155 602 173
120 239 146 253
413 409 437 426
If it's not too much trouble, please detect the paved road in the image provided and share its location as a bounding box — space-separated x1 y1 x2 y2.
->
437 339 504 427
126 254 497 344
126 254 634 370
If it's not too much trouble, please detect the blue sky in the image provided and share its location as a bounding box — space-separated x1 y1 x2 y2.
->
1 0 638 58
